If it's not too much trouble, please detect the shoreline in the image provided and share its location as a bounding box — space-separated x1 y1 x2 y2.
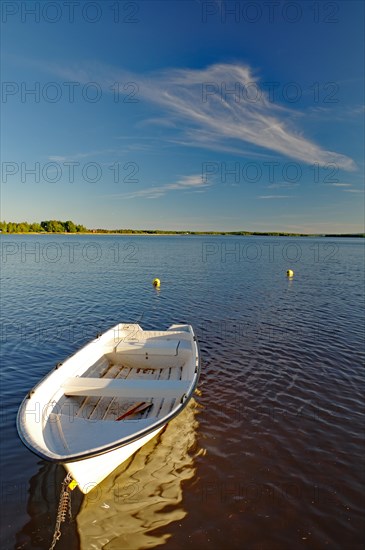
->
0 232 364 238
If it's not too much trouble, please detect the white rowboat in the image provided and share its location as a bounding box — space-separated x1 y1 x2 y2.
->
17 323 200 493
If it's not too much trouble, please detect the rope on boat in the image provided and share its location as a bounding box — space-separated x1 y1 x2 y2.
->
49 472 77 550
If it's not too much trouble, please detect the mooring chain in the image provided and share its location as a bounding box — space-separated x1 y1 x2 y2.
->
49 472 75 550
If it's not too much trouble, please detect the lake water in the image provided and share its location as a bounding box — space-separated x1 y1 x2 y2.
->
0 235 364 549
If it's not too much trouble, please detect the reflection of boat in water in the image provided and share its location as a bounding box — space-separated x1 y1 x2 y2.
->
15 398 202 549
77 398 202 549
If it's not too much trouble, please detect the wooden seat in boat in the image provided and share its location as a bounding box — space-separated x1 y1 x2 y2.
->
62 377 190 398
115 339 180 355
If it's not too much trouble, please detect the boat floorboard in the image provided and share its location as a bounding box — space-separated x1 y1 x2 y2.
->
59 360 183 422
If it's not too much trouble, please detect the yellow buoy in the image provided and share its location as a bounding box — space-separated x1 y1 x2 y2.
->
286 269 294 277
152 278 161 287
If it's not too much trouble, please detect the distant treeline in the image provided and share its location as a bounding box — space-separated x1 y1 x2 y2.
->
0 220 87 234
0 220 363 238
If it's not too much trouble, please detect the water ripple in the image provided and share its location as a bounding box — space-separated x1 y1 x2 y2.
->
1 235 364 549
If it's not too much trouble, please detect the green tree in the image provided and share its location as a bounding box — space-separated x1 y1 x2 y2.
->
76 224 87 233
64 220 77 233
18 222 30 233
41 220 64 232
7 222 16 233
41 220 51 232
30 222 43 232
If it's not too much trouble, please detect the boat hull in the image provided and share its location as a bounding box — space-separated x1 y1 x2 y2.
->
65 426 164 494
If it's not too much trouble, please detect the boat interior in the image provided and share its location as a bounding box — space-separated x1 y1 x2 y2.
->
44 329 196 454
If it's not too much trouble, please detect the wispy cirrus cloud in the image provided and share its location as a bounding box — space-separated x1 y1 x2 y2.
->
257 195 293 200
48 149 117 162
326 182 364 193
119 174 211 199
328 182 352 187
39 60 356 172
308 104 365 122
267 182 299 189
137 63 356 170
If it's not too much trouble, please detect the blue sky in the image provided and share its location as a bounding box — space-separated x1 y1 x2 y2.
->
1 0 364 232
